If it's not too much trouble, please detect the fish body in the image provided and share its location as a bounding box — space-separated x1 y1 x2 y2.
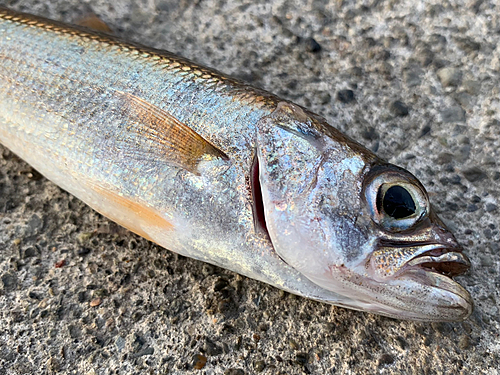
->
0 8 473 321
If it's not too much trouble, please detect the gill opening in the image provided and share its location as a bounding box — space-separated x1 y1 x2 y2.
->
251 153 270 239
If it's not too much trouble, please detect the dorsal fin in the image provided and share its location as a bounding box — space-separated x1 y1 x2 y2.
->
76 13 113 33
114 91 229 175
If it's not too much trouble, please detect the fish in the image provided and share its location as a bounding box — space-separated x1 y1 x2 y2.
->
0 7 473 322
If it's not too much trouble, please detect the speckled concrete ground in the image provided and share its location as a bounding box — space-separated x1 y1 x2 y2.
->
0 0 499 374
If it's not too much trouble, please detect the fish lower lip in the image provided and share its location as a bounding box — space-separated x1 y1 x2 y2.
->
400 268 473 320
406 250 471 277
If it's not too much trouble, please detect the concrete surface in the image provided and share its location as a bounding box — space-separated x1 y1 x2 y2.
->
0 0 499 374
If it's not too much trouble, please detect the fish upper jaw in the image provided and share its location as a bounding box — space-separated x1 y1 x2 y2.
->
369 243 471 281
404 247 470 277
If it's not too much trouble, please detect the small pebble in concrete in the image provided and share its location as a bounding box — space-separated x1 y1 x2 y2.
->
485 203 497 212
437 67 462 87
193 354 207 370
441 106 465 123
224 369 245 375
288 338 300 350
336 89 355 103
390 100 409 116
378 353 395 366
305 37 321 53
295 352 308 365
462 167 487 182
454 37 481 53
403 65 423 87
254 360 266 372
1 273 16 290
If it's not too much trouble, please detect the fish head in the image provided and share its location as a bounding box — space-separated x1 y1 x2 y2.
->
256 102 472 321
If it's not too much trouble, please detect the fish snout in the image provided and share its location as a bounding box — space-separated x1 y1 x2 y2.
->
367 240 473 321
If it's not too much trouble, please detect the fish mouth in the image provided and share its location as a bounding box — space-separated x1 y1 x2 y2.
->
365 243 473 321
404 247 471 277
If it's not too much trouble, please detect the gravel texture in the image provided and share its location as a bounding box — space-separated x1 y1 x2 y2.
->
0 0 499 374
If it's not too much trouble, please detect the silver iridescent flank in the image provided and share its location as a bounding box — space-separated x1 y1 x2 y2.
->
0 8 472 321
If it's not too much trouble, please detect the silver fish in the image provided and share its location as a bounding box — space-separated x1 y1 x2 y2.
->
0 8 473 321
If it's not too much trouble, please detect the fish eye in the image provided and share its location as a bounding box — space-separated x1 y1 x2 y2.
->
364 165 429 232
377 185 416 219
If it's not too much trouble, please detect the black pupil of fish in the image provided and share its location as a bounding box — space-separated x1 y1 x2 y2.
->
382 186 416 219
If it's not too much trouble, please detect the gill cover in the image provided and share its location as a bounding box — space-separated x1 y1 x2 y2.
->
256 102 371 295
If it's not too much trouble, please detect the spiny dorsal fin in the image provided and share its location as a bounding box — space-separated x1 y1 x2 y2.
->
115 91 229 175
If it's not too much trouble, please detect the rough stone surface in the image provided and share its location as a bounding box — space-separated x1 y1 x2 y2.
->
0 0 499 374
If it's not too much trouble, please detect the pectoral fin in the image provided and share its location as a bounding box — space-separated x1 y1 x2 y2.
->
115 91 228 175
